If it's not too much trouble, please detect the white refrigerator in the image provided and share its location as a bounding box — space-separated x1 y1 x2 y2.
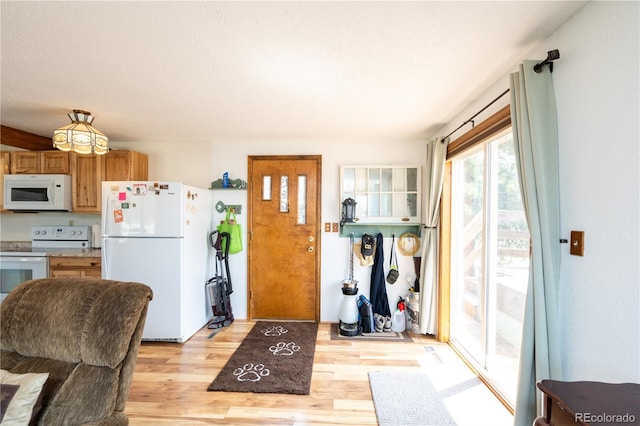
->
101 181 212 342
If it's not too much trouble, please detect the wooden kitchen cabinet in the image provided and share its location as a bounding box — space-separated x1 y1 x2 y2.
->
71 150 148 213
49 256 101 278
0 151 10 211
10 151 37 173
10 151 69 174
105 150 148 181
71 153 105 213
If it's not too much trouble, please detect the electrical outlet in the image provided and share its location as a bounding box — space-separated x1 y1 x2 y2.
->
332 222 339 232
570 231 584 256
324 222 331 232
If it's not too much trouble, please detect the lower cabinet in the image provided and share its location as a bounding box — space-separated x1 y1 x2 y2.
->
49 257 101 278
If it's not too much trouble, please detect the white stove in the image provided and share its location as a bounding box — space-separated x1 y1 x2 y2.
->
0 225 92 256
30 225 92 250
0 226 92 301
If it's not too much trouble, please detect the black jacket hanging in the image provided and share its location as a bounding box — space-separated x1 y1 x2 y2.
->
370 233 391 317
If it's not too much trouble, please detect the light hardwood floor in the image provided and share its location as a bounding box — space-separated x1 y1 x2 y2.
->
126 321 513 425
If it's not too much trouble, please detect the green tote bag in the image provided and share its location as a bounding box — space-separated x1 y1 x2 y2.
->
217 210 242 254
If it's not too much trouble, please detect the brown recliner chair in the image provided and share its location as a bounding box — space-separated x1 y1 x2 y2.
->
1 278 153 425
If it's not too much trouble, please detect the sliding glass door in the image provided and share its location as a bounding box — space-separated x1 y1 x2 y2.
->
449 129 529 405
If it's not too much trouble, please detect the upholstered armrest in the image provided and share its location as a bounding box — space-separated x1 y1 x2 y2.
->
1 278 152 425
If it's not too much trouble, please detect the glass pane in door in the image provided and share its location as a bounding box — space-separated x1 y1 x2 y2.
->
452 148 485 364
280 176 289 212
262 176 272 200
0 269 33 293
297 175 307 225
486 133 528 403
450 129 528 407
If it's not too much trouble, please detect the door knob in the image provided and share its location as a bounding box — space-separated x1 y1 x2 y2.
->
307 246 314 252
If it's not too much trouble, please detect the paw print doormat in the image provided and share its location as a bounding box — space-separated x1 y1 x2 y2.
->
207 321 318 395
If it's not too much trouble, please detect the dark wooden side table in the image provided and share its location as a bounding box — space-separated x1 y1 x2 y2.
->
534 380 640 425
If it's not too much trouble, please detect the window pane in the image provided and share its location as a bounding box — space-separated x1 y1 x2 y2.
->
381 168 393 192
297 175 306 224
279 176 288 212
355 194 367 217
393 193 405 217
343 168 355 193
381 193 392 217
406 193 417 217
406 167 418 191
368 193 380 217
368 168 380 192
355 168 367 192
262 176 272 200
393 168 405 191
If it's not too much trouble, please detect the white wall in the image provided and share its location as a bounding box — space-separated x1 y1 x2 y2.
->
552 1 639 382
438 2 640 382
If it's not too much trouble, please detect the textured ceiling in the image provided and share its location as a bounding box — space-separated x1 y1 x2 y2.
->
1 1 586 144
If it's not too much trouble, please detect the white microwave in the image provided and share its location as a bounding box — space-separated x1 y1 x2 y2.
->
4 174 72 211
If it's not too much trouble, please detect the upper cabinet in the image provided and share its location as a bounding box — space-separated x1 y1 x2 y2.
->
0 152 10 211
3 149 148 214
71 150 148 213
10 151 69 174
70 153 105 213
104 150 148 181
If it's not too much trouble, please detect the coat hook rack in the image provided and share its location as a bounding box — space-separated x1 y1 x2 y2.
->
215 201 242 215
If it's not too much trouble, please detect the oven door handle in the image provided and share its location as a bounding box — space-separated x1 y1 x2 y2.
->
2 257 48 264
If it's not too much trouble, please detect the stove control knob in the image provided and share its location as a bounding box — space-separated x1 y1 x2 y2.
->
41 230 47 235
34 230 40 235
71 231 76 235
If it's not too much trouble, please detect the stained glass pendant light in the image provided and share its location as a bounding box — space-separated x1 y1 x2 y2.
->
53 109 109 155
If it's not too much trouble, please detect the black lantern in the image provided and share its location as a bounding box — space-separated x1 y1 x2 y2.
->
341 197 357 225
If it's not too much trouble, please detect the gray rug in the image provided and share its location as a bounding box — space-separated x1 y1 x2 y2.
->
207 321 318 395
368 371 457 426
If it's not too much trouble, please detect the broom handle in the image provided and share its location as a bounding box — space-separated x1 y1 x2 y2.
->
349 233 354 281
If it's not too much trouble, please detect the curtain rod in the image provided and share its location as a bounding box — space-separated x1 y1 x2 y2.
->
442 88 510 141
442 49 559 142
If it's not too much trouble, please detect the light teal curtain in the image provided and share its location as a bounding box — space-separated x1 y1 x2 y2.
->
510 60 562 425
419 136 448 335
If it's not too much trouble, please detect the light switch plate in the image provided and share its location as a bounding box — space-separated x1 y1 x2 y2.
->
570 231 584 256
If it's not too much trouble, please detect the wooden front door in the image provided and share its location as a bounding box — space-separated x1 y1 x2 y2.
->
248 155 321 321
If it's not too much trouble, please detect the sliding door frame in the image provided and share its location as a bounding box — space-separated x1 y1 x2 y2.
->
438 105 511 342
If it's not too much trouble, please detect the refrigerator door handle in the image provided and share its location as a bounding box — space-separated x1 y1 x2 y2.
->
102 240 109 278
